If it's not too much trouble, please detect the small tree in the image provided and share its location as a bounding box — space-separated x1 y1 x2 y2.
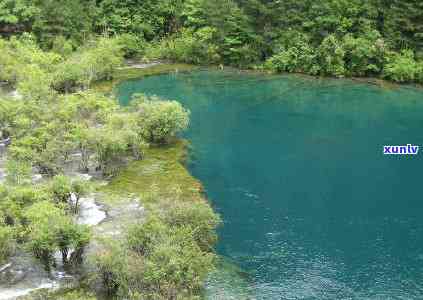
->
25 201 90 269
131 95 190 144
5 159 32 185
49 175 72 203
318 34 346 77
70 179 90 213
0 225 14 264
383 49 420 83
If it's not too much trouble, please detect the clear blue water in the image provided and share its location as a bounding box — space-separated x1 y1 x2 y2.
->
118 70 423 299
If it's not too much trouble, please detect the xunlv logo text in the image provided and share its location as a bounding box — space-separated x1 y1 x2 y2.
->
383 144 419 155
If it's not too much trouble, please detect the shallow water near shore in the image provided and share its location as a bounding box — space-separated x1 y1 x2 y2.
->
118 70 423 299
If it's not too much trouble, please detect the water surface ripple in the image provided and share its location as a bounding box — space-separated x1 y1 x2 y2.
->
118 70 423 299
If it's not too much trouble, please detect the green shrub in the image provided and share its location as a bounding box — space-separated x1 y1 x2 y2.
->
5 159 32 185
139 225 214 298
0 185 49 226
157 199 221 252
0 34 61 84
93 241 129 296
343 30 386 76
265 39 319 75
24 201 90 268
49 175 72 203
0 225 14 264
155 27 220 65
318 34 346 77
383 49 421 83
117 33 147 58
54 37 124 91
131 95 190 144
95 216 215 299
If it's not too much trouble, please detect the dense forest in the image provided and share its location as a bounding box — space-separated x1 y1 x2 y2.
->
1 0 423 82
0 1 423 299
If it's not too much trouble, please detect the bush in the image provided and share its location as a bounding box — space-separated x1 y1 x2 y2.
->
5 159 32 185
116 33 147 58
139 225 214 298
131 95 190 144
0 34 61 84
0 225 14 264
93 241 129 296
157 199 221 252
49 175 72 203
383 49 422 83
0 185 49 226
265 38 319 75
343 30 386 76
318 34 346 77
95 216 215 299
24 201 90 268
54 37 124 91
155 27 220 65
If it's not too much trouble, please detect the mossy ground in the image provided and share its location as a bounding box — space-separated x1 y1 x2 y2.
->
101 139 203 204
92 63 197 94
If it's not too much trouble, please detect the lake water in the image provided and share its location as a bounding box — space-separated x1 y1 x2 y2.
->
118 70 423 299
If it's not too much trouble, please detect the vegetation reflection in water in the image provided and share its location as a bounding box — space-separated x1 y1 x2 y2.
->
118 70 423 299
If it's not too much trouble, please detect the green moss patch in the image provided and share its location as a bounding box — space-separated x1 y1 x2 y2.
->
102 139 203 203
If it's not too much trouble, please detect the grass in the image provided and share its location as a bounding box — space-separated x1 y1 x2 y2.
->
102 139 204 204
92 63 197 94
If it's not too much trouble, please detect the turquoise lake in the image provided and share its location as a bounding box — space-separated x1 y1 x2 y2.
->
118 70 423 299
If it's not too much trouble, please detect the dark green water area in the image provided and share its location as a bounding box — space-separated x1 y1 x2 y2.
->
118 70 423 299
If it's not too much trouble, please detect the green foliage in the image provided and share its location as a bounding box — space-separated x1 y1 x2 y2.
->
383 49 423 83
95 215 215 299
0 225 14 264
0 34 60 84
155 27 220 64
0 0 38 30
49 175 72 203
343 30 386 76
5 159 32 185
318 34 346 77
51 35 74 56
116 33 147 58
54 37 124 91
131 94 190 144
96 0 181 39
31 0 96 47
0 184 49 227
265 33 319 74
156 198 220 252
24 201 90 268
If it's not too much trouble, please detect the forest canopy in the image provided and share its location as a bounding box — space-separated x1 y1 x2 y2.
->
1 0 423 82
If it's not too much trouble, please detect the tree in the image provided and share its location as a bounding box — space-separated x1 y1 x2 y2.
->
5 159 32 185
383 49 422 83
54 37 123 91
24 201 90 269
0 225 14 264
318 34 346 77
0 0 38 35
131 94 190 144
31 0 96 47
